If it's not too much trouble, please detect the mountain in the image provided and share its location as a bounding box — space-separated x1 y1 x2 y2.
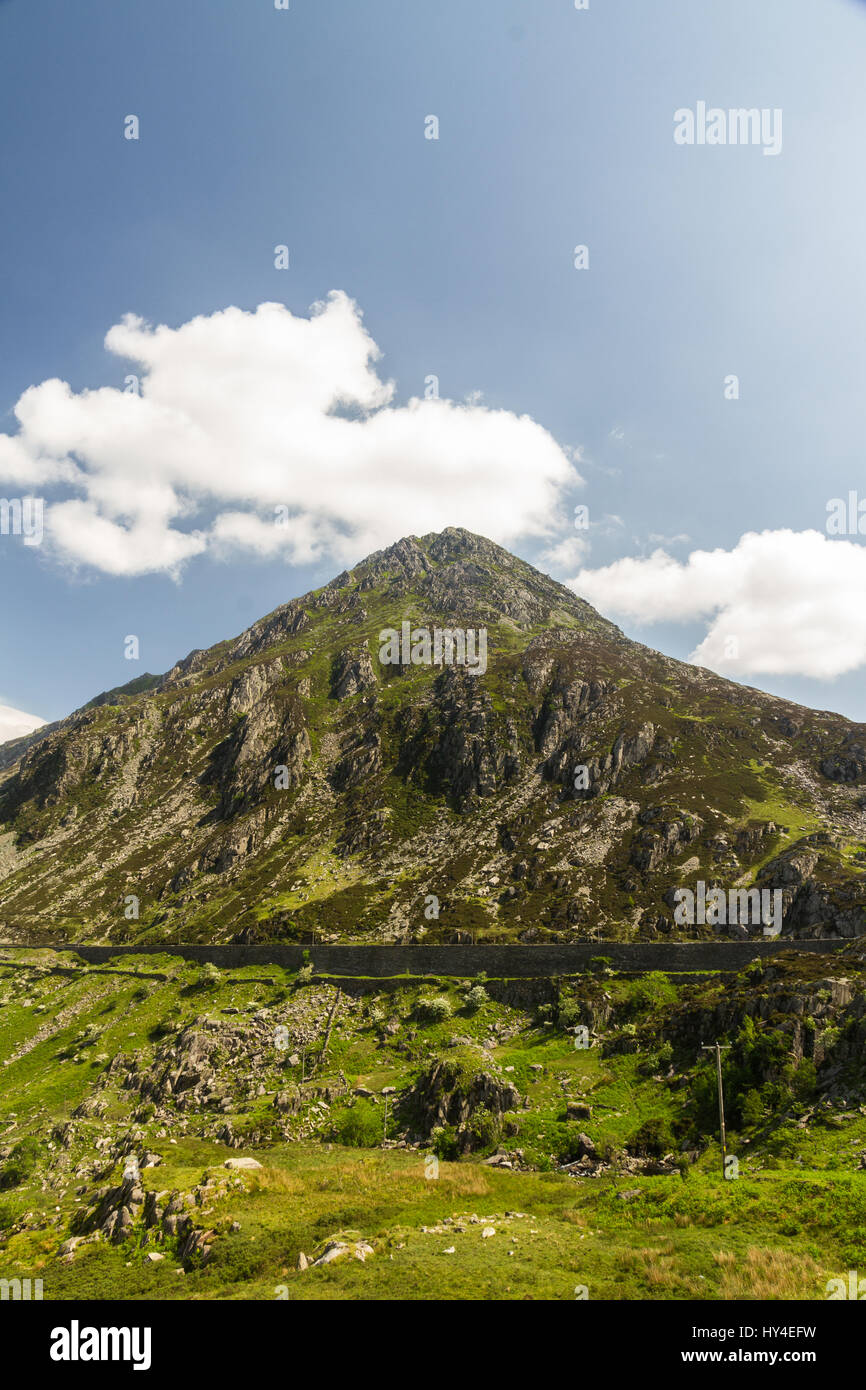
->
1 527 865 946
0 676 163 776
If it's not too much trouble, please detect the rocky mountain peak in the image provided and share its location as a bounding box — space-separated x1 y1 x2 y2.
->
1 529 865 948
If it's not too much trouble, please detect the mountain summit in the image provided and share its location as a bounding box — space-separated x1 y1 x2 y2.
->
2 528 865 945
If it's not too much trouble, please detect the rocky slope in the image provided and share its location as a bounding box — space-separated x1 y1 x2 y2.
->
1 527 865 945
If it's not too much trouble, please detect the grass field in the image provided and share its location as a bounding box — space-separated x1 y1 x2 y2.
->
1 949 865 1300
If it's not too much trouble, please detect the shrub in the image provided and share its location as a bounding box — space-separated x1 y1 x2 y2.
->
555 1123 593 1164
294 963 315 988
640 1040 674 1075
820 1025 841 1052
463 1104 501 1153
191 962 221 992
625 972 678 1014
691 1016 800 1134
628 1116 675 1158
464 986 488 1013
416 996 453 1023
740 1089 765 1127
330 1100 382 1148
558 999 583 1029
791 1058 817 1102
0 1137 42 1190
0 1200 19 1229
430 1125 459 1161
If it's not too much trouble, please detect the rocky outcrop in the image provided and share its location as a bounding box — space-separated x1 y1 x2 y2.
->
630 806 703 873
331 648 377 700
405 1050 522 1152
821 740 866 784
397 667 519 809
666 964 865 1084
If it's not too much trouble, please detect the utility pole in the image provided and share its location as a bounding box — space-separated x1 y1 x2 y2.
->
702 1042 731 1178
382 1093 388 1148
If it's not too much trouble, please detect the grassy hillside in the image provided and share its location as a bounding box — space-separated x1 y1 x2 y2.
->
2 946 865 1300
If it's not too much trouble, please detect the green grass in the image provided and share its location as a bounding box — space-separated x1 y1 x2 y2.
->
2 950 865 1300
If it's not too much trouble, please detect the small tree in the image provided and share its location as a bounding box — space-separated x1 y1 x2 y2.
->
464 985 488 1013
416 996 453 1023
193 962 221 992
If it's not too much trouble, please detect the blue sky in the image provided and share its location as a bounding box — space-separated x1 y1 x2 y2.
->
2 0 866 729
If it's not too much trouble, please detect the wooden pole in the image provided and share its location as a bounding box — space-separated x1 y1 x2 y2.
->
702 1042 731 1177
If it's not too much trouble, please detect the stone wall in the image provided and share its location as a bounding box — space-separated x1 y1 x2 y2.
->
29 939 852 978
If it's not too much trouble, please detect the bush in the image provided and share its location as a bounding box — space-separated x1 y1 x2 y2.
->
791 1058 817 1102
740 1089 765 1128
464 986 488 1013
554 1123 593 1164
624 972 678 1015
463 1105 501 1153
416 996 453 1023
191 963 221 993
430 1125 459 1161
658 1040 674 1067
639 1040 675 1076
558 999 583 1029
330 1100 382 1148
0 1137 42 1190
294 963 315 988
628 1116 675 1158
0 1199 20 1229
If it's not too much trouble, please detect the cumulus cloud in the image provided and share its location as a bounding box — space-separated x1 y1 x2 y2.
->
0 293 582 577
571 529 866 680
0 704 46 744
537 535 591 575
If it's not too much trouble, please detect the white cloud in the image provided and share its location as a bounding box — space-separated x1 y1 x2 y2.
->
0 293 582 577
570 529 866 679
0 704 46 744
537 535 591 574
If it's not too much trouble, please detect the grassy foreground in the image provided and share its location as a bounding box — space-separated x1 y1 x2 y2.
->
1 948 865 1300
